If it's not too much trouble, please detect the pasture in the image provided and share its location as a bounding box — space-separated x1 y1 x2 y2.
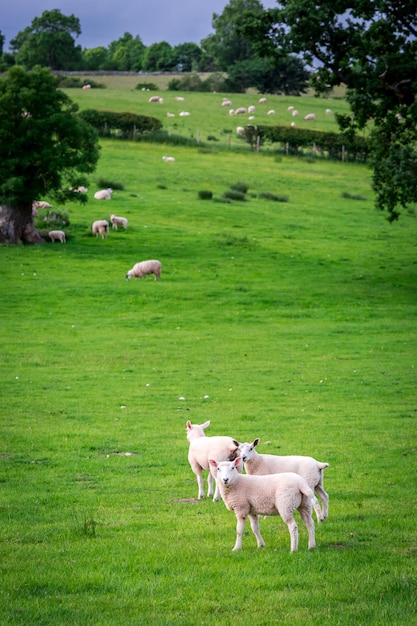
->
1 94 416 624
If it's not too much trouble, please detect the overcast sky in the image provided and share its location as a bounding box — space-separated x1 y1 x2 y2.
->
1 0 277 51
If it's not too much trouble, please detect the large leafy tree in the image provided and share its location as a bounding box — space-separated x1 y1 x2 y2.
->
10 9 83 70
142 42 175 72
200 0 265 71
0 66 100 245
106 32 145 71
172 43 202 72
243 0 417 220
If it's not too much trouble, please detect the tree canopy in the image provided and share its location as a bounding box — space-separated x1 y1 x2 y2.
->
0 66 100 244
243 0 417 220
10 9 83 70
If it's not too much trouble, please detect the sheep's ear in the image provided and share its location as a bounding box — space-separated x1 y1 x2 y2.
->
234 457 242 468
201 420 211 429
254 438 261 447
209 459 217 468
232 439 240 447
186 421 192 430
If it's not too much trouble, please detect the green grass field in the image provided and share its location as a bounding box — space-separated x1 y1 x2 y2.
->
1 88 416 624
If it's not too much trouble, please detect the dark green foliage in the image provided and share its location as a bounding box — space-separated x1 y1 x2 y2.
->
223 189 247 201
258 125 370 162
198 190 213 200
97 179 124 191
258 192 289 202
78 109 162 138
39 208 70 227
230 182 249 194
135 82 158 91
55 75 106 89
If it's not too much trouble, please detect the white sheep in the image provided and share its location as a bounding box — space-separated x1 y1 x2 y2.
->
228 109 235 116
222 99 232 107
248 105 256 114
82 84 91 90
259 97 267 104
186 420 239 501
110 214 128 230
209 457 322 552
94 188 112 200
237 438 329 519
162 155 176 162
325 108 332 114
288 106 295 111
33 201 52 209
304 113 316 121
48 230 66 243
126 259 162 281
292 110 299 117
234 107 246 115
74 186 88 193
167 112 175 117
92 219 109 239
267 109 275 115
175 96 185 101
148 96 163 103
236 126 245 135
179 111 190 116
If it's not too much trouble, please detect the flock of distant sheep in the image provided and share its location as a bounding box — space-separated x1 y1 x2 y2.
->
186 419 329 553
32 189 161 282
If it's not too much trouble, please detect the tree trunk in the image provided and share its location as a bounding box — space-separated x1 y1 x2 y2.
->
0 204 45 245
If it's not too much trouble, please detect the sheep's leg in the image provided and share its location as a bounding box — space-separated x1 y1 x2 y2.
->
207 472 214 498
212 478 221 502
248 514 265 548
195 470 205 499
283 516 298 552
299 502 316 550
315 484 329 519
232 515 247 551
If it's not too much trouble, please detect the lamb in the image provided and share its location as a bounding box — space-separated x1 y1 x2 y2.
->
236 438 329 519
248 105 256 114
110 214 128 230
126 259 162 281
292 110 299 117
92 219 109 239
304 113 316 121
222 99 232 107
267 109 275 115
48 230 66 243
234 107 246 115
186 420 239 501
209 457 322 552
94 188 112 200
259 97 267 104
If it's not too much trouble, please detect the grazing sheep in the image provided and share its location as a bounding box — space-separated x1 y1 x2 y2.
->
162 155 176 162
228 109 235 116
167 112 175 117
92 219 109 239
267 109 275 115
74 186 88 193
222 99 232 107
94 188 112 201
234 107 246 115
49 230 66 243
82 84 91 90
126 259 162 281
288 106 295 111
292 110 299 117
179 111 190 116
248 105 256 114
175 96 185 101
110 214 128 230
304 113 316 121
291 122 296 127
259 97 267 104
186 420 239 501
236 126 245 135
237 438 329 519
33 201 52 209
325 108 332 114
209 457 322 552
148 96 163 103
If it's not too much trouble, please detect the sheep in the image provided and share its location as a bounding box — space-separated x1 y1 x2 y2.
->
304 113 316 121
234 107 246 115
148 96 163 103
175 96 185 101
267 109 275 115
209 457 322 552
162 155 176 162
236 126 245 135
48 230 66 243
74 186 88 193
126 259 162 281
236 438 329 519
292 110 299 117
92 219 109 239
94 188 112 201
325 108 332 114
33 201 52 209
248 105 256 114
179 111 190 116
259 97 267 104
186 420 240 501
288 105 295 111
110 214 128 230
222 99 232 107
228 109 235 116
167 112 175 117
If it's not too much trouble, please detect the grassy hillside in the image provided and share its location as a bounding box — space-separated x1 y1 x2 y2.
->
1 130 416 622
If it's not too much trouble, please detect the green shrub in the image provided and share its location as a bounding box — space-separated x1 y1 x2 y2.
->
223 190 247 201
55 76 106 89
198 190 213 200
78 109 162 138
230 182 249 194
135 82 158 91
258 192 289 202
39 208 70 227
97 179 124 191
